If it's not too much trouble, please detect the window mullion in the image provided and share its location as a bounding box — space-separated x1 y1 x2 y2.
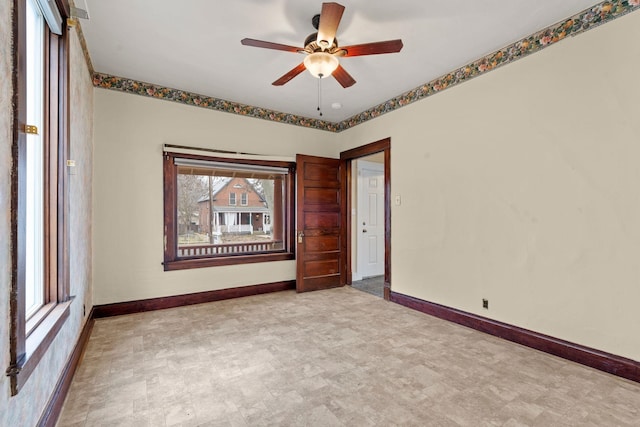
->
163 154 179 265
53 21 70 304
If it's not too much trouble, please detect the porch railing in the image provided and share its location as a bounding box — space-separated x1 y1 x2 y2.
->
178 240 283 257
217 224 253 234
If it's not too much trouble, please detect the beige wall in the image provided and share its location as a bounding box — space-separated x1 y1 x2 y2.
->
0 9 94 426
337 11 640 361
1 2 637 423
93 10 640 362
92 90 337 305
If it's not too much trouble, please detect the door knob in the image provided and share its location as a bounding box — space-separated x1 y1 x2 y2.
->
362 229 367 233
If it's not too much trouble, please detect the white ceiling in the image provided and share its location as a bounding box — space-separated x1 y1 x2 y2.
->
81 0 600 123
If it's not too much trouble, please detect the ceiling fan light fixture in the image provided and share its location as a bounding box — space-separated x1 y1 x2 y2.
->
304 52 339 78
241 2 401 88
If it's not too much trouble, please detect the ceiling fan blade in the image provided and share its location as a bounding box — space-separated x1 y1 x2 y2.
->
340 39 404 57
332 64 356 88
272 63 307 86
317 2 345 49
241 38 302 53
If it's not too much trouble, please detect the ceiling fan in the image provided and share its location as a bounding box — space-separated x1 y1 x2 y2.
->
241 2 403 88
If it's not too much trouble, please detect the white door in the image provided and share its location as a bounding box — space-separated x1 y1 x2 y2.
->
357 160 384 279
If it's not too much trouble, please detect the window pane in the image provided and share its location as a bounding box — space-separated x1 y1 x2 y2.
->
25 0 45 319
176 166 286 257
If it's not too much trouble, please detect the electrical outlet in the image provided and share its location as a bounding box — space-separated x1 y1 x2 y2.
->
83 304 86 317
482 299 489 309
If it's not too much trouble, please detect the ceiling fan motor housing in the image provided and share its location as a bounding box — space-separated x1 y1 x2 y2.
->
304 32 338 53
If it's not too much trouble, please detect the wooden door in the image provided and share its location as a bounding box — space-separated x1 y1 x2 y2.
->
296 154 346 292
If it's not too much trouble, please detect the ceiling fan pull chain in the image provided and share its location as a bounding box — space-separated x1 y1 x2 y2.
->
317 74 323 117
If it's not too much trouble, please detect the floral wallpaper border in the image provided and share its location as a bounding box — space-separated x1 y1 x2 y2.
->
336 0 640 131
92 73 341 132
92 0 640 133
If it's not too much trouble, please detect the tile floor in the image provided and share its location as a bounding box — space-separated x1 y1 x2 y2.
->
350 276 384 298
58 287 640 426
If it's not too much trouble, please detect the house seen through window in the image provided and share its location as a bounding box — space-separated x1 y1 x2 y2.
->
163 153 295 270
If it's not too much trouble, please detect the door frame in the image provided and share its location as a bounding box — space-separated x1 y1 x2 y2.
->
340 138 391 300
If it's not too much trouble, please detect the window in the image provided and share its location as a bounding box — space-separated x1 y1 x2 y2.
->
163 152 295 270
7 0 70 395
25 0 46 320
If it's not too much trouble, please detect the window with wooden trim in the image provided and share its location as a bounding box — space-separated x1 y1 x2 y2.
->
163 152 295 270
8 0 71 395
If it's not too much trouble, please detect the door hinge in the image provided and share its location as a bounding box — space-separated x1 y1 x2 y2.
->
23 124 38 135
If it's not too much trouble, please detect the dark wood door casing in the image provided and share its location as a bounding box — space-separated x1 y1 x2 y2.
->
340 138 391 300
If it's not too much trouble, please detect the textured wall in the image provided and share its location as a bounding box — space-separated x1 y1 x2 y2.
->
69 21 94 326
337 10 640 361
0 0 15 420
0 8 94 425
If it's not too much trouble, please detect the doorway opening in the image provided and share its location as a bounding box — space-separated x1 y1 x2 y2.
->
340 138 391 300
351 155 385 297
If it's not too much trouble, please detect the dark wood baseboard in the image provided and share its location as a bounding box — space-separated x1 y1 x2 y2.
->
93 280 296 318
390 291 640 383
37 308 95 427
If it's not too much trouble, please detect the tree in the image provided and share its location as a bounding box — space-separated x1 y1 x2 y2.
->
177 174 207 236
250 178 275 230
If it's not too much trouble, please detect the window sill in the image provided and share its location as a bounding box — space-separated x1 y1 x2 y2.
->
9 299 72 395
26 302 57 337
164 252 295 271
